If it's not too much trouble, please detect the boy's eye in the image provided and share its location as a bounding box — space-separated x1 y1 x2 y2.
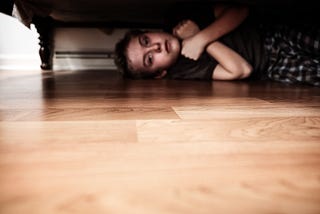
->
141 35 150 46
146 53 153 66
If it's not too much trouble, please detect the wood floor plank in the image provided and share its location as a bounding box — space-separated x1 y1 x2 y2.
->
0 121 137 144
174 105 320 119
137 117 320 143
0 97 270 109
1 141 320 213
0 107 179 121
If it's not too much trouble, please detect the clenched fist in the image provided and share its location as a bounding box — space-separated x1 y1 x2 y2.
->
172 19 200 40
172 20 205 61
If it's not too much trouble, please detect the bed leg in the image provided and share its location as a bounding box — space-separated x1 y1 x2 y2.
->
33 16 53 70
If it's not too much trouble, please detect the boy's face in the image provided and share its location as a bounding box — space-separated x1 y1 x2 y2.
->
126 31 181 76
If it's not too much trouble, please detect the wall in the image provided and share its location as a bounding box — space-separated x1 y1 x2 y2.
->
0 13 40 70
53 27 126 70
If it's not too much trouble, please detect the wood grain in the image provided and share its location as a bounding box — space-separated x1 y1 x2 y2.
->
0 69 319 214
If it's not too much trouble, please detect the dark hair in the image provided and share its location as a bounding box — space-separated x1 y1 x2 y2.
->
114 29 160 79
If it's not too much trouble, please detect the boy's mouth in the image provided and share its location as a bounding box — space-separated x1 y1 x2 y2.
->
165 40 170 53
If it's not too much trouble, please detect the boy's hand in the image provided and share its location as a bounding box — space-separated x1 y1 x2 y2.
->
181 34 206 61
172 20 204 60
172 20 200 40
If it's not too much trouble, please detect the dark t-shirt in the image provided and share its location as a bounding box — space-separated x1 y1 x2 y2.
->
166 51 217 80
165 2 268 80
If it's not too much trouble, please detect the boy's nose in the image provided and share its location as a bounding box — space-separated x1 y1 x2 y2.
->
149 43 161 52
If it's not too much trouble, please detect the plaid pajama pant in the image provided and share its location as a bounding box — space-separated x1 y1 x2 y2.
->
264 24 320 86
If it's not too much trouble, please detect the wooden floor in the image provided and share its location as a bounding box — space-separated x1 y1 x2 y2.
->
0 69 319 214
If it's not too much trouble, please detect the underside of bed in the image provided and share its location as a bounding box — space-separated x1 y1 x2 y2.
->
6 0 320 70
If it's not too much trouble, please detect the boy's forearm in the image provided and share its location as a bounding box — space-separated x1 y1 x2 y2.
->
206 41 252 79
197 5 249 47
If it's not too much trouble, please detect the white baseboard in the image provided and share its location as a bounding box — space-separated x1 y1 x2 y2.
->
53 51 117 70
0 52 117 71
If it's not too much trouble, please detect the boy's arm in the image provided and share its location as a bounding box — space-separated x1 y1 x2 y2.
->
181 3 249 60
206 41 252 80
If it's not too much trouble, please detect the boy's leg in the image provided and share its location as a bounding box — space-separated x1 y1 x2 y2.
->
282 24 320 56
267 53 320 86
265 25 320 86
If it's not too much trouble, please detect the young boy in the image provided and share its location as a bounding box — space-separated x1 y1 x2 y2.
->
114 3 320 86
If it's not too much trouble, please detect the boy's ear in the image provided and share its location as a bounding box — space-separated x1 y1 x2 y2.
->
154 70 167 79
